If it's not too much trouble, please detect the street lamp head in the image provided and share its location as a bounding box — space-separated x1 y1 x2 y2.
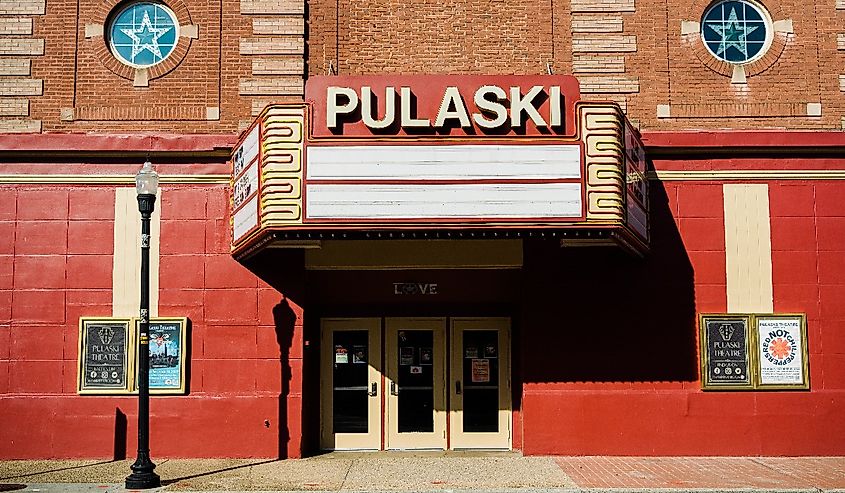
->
135 160 159 196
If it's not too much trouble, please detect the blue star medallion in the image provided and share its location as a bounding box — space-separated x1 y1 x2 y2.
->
702 0 768 63
109 2 178 68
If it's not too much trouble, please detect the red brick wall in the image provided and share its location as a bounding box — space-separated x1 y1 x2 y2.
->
307 0 845 131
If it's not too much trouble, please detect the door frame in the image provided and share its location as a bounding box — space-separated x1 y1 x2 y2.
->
320 317 383 450
384 317 447 450
449 317 512 450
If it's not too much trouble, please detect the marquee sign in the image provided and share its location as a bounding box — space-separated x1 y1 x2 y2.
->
307 75 580 138
230 75 649 257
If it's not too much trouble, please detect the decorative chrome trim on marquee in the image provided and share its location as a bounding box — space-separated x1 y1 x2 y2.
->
261 104 306 225
580 104 625 221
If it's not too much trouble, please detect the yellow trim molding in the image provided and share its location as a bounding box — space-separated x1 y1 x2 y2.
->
651 169 845 181
0 174 230 184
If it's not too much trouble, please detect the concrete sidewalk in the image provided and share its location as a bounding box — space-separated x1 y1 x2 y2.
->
0 453 843 492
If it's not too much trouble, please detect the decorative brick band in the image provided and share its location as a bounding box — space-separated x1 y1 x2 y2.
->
252 58 304 75
572 34 636 53
0 98 28 116
659 102 808 118
571 0 634 13
240 37 304 55
252 17 304 35
0 58 30 75
0 78 42 96
572 14 623 33
0 119 40 132
0 38 43 56
0 0 44 15
239 77 304 96
72 104 209 121
579 76 639 93
573 55 625 73
240 0 303 15
0 18 33 35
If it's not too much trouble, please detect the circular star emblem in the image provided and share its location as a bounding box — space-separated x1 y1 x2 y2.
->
701 0 770 64
108 2 179 68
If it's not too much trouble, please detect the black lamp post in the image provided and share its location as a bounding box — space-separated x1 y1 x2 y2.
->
126 160 161 490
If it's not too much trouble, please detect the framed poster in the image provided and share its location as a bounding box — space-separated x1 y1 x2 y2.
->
699 314 753 390
78 318 134 394
134 317 189 394
753 314 809 390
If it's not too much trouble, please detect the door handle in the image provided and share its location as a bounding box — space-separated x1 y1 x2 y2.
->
390 381 399 395
455 381 462 395
368 382 377 397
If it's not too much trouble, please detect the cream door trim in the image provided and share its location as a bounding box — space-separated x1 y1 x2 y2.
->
320 318 382 450
385 317 447 450
449 317 512 450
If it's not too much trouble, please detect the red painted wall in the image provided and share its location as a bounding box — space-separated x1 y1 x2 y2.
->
518 157 845 455
3 134 845 458
0 179 305 459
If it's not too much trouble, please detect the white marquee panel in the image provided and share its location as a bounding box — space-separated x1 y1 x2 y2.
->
305 183 582 219
306 144 581 180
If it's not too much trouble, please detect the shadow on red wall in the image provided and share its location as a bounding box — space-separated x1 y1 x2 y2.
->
520 180 698 383
243 250 306 459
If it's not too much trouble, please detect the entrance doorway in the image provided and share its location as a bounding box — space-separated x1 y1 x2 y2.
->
320 317 511 450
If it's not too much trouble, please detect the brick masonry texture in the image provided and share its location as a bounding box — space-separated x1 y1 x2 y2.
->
0 58 30 76
0 0 44 15
0 18 33 35
1 0 842 132
307 0 845 130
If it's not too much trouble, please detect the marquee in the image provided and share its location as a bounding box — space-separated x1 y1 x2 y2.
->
230 75 648 257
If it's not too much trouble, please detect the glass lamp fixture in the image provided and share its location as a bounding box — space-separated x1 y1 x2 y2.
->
135 161 159 196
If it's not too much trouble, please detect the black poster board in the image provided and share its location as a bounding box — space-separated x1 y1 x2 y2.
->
700 314 752 390
78 318 133 394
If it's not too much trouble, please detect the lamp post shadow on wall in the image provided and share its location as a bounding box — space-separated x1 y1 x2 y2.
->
125 161 162 489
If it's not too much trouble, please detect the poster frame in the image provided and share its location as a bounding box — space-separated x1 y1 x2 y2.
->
132 316 190 395
699 313 754 390
77 317 135 395
751 313 809 390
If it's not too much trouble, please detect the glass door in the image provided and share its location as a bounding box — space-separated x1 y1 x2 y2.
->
449 317 511 449
320 318 382 450
385 317 447 450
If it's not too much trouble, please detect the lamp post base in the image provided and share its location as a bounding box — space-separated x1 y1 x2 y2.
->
125 457 161 489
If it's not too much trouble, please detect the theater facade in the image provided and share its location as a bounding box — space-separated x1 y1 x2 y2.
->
1 0 844 458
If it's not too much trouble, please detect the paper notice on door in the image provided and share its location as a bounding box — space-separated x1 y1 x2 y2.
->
471 358 490 383
400 347 414 365
334 346 348 364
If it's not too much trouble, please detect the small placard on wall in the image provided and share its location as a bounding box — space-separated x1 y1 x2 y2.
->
700 313 809 391
754 314 809 389
78 318 134 394
699 314 752 390
139 317 189 394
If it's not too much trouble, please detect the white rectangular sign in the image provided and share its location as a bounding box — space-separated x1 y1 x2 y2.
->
233 125 260 178
305 144 582 221
756 317 805 386
306 183 582 219
307 144 581 181
232 195 259 242
233 161 259 211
